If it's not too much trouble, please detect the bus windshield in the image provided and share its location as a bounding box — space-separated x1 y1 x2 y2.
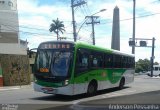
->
35 50 72 77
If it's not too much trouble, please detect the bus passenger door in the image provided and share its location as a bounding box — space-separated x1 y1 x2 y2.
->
73 48 89 94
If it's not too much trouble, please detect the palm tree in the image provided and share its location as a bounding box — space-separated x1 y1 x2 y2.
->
49 18 65 40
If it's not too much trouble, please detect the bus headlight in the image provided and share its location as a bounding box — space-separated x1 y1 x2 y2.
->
64 80 69 85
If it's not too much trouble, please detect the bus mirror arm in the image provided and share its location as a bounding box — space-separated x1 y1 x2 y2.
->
27 48 37 58
30 48 38 51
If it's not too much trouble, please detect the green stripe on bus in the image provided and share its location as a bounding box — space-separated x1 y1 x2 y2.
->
73 69 126 84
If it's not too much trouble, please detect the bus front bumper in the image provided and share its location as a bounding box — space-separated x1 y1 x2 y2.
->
33 83 57 94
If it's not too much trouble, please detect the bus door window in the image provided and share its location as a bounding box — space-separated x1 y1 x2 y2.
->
75 49 89 74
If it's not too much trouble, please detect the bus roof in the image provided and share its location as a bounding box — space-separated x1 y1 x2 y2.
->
75 42 134 57
38 41 134 57
38 41 74 46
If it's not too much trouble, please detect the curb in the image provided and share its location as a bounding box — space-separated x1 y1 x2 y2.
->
0 87 20 91
144 76 160 79
0 84 32 91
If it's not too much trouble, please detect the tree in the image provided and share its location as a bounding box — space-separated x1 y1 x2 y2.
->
135 58 159 73
135 59 150 73
154 62 159 65
49 18 65 40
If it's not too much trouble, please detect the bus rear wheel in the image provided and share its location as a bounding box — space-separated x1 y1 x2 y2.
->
87 81 97 96
119 78 125 90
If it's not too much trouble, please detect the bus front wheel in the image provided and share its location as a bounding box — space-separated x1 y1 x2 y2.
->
87 81 97 96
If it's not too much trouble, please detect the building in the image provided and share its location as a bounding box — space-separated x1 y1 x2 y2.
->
0 0 30 86
0 0 26 54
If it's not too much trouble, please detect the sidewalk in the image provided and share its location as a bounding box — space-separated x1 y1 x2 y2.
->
135 74 160 79
0 83 32 91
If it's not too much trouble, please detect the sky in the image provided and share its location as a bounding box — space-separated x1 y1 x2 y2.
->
16 0 160 62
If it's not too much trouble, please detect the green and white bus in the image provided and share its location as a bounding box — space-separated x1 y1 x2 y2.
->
33 41 135 95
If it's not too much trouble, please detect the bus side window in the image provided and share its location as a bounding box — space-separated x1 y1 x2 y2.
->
90 52 103 69
75 49 89 75
105 54 113 68
113 54 117 68
121 56 124 68
125 57 128 68
131 57 135 68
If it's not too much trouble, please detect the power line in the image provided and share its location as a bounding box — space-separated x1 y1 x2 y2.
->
85 2 92 15
71 0 87 42
0 27 73 39
81 4 91 16
0 23 73 35
79 6 88 17
99 12 160 25
0 11 160 38
0 17 72 30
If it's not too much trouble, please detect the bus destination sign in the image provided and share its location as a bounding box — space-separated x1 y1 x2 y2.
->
40 43 73 49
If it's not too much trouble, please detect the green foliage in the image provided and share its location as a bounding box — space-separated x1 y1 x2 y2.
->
154 62 159 65
49 18 65 40
135 59 150 73
135 58 159 73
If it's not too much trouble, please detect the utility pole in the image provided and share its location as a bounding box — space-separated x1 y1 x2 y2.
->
151 37 155 77
132 0 136 54
129 37 156 77
71 0 86 42
86 16 100 45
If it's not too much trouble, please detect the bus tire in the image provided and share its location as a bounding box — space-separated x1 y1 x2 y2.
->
87 80 97 96
119 77 125 90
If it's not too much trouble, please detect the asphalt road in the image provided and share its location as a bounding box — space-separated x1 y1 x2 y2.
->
0 75 160 110
35 90 160 110
2 90 159 110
